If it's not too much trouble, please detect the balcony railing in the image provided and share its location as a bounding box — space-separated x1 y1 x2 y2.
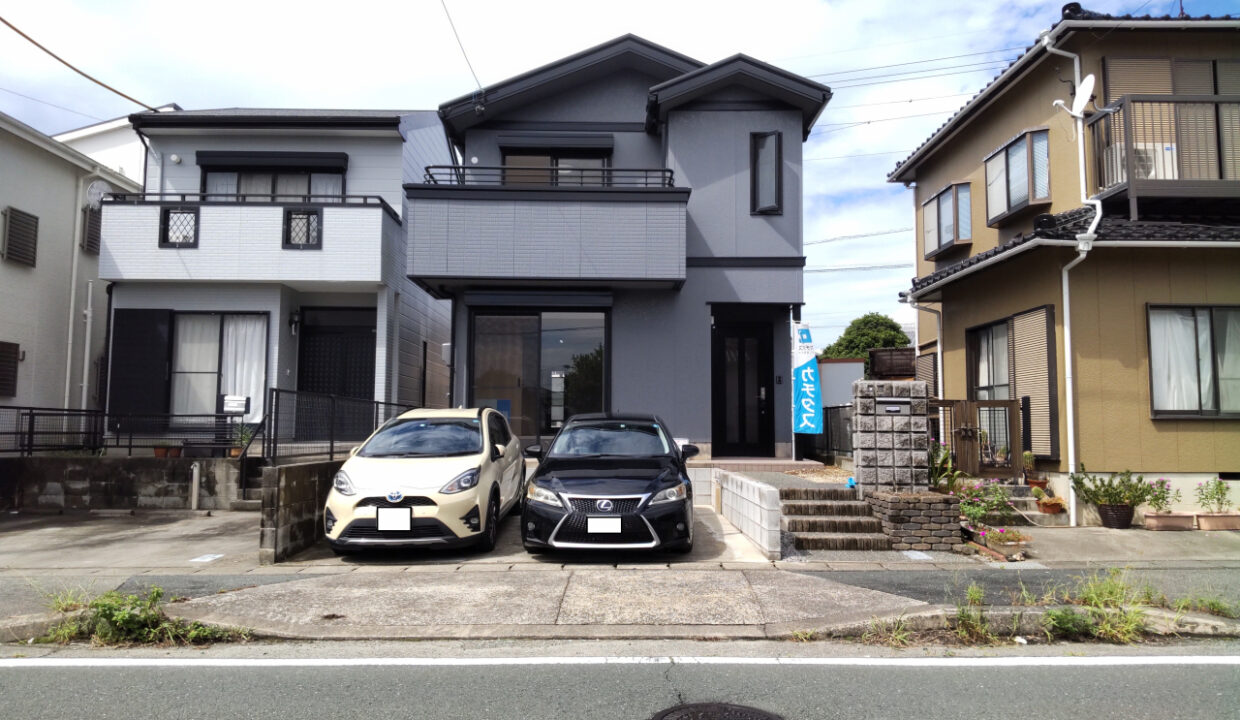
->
105 192 400 221
1087 94 1240 211
421 165 676 188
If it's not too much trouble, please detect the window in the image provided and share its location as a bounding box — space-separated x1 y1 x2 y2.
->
501 152 609 186
2 207 38 267
750 132 782 214
1149 306 1240 416
82 206 102 254
283 208 322 250
985 130 1049 224
487 412 512 448
972 322 1010 401
922 183 971 257
159 207 198 248
171 313 268 423
204 171 344 201
0 341 18 397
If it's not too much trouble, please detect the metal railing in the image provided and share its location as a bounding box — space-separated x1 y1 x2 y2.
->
0 405 257 458
421 165 676 188
264 388 415 462
104 192 401 221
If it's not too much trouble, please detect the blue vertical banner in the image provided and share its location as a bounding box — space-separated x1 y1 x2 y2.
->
792 324 822 434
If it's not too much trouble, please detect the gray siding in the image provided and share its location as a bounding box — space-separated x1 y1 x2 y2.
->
401 112 455 184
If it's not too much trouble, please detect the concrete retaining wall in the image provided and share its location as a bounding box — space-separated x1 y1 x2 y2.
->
715 470 781 560
866 490 965 553
0 457 240 511
260 459 343 564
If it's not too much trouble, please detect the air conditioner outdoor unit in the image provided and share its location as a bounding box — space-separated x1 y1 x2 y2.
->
1101 142 1178 188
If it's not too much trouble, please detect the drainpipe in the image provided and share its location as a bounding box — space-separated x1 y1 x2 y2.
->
79 280 94 409
63 170 101 408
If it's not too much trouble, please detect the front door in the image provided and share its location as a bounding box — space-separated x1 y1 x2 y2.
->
712 321 774 457
296 308 376 441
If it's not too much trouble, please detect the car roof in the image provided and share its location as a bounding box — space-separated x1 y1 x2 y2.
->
566 412 662 424
392 407 486 421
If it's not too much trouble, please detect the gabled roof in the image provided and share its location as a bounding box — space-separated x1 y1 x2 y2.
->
0 110 138 190
647 54 832 139
888 3 1238 184
129 108 417 133
52 104 181 141
439 34 704 146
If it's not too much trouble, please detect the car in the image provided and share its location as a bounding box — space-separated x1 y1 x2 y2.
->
324 407 523 554
520 413 698 554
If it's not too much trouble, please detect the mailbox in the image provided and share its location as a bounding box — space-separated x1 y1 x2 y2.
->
876 397 911 416
220 394 250 415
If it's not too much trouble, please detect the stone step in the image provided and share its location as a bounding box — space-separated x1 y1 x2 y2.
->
792 532 892 551
782 515 884 533
243 488 262 501
780 500 874 517
229 499 261 512
778 487 858 502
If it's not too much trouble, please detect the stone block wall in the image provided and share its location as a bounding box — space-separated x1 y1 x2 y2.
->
0 457 240 510
716 470 782 560
851 380 931 491
866 490 964 552
260 459 343 564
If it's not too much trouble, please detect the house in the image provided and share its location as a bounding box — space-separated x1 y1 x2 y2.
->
99 109 454 425
0 111 139 409
405 35 831 457
890 4 1239 509
54 104 182 185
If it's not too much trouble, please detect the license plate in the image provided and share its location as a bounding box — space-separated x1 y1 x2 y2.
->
376 507 411 531
587 517 621 534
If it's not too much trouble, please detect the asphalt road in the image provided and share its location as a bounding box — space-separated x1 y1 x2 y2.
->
1 656 1237 719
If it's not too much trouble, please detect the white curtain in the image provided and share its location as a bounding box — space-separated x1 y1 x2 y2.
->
1150 308 1199 410
1217 308 1240 412
311 173 343 201
1006 137 1028 207
1196 309 1216 411
220 315 267 423
238 172 272 202
205 172 237 200
275 173 309 202
171 315 221 418
985 154 1006 220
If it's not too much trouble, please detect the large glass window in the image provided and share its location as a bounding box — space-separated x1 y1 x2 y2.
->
750 132 782 214
923 183 971 257
502 153 609 186
985 129 1050 223
171 313 267 423
1149 306 1240 416
205 171 344 201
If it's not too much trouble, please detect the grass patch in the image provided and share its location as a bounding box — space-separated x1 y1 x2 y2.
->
46 587 91 613
1040 569 1148 644
790 629 816 643
41 586 248 646
951 583 997 645
861 615 911 648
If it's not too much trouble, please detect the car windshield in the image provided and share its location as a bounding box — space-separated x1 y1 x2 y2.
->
547 421 670 458
359 418 483 457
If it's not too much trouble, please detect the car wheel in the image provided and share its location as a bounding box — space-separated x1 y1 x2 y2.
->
476 493 500 553
670 539 693 554
330 545 356 557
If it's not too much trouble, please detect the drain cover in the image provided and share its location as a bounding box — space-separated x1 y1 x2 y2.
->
651 703 783 720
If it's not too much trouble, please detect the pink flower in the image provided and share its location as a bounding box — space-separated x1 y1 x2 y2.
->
980 530 987 536
998 528 1005 533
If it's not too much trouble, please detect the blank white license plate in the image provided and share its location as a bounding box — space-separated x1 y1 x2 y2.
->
587 517 622 534
376 507 411 531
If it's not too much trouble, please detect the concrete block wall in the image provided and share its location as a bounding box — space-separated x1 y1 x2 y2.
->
259 460 343 564
716 470 781 560
851 380 931 491
866 490 965 553
0 457 240 510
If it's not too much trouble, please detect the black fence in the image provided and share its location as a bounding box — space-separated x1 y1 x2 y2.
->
421 165 677 188
264 388 413 462
803 404 853 461
0 405 257 458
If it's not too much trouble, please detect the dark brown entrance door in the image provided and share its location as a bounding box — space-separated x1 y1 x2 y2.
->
712 321 774 457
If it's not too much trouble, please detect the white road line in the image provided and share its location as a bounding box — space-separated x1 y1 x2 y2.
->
1 656 1237 669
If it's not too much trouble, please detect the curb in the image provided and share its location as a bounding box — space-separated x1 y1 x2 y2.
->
0 610 81 644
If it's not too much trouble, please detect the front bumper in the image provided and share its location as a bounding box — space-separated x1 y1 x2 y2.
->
522 496 692 550
324 488 485 549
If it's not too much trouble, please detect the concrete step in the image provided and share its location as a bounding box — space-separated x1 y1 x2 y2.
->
792 532 892 551
243 488 262 501
778 487 858 502
780 500 874 517
782 515 883 533
229 499 261 512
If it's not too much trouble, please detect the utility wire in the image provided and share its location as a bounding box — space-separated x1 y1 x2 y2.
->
829 92 977 110
0 15 154 110
807 47 1026 79
776 28 993 62
825 59 1016 86
806 228 913 246
805 263 913 273
831 64 1013 90
811 109 956 135
0 86 103 120
439 0 482 90
804 150 912 161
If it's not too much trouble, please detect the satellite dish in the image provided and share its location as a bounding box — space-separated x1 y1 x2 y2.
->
85 180 112 210
1071 74 1096 116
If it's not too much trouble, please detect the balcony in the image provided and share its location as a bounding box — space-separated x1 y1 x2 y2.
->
1088 94 1240 215
405 165 690 293
100 193 401 286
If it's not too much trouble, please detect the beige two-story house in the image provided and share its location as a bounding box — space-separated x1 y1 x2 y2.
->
890 3 1239 515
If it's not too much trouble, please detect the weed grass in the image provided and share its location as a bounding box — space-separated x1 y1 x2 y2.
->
42 586 248 646
861 615 912 648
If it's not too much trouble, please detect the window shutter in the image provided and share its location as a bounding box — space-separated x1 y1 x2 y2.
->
1218 62 1240 180
2 207 38 267
82 206 102 254
0 341 18 397
916 352 937 398
1105 58 1172 101
1011 307 1058 458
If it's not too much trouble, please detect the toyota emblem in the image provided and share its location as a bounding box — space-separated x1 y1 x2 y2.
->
595 499 614 512
387 490 404 503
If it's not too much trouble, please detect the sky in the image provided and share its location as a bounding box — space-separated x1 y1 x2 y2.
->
1 0 1233 350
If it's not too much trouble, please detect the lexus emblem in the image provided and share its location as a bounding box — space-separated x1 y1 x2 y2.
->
387 490 404 503
595 499 614 512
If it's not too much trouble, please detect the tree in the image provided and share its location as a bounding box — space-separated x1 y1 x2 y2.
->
818 313 909 360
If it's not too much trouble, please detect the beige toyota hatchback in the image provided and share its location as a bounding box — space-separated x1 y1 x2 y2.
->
324 408 523 554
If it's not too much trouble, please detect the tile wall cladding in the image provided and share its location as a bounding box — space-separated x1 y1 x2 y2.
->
851 380 931 491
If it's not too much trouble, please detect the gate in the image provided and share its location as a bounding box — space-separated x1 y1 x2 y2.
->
929 399 1024 480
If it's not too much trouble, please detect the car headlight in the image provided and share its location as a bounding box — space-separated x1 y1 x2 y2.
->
526 483 563 508
333 470 356 496
440 468 480 494
649 484 688 505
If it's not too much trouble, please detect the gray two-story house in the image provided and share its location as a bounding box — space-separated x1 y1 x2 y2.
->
406 36 830 457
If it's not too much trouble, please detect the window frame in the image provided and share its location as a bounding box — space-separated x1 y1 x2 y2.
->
921 182 972 259
984 128 1051 226
282 207 323 250
500 149 612 186
750 131 783 215
200 169 347 201
1146 303 1240 419
158 206 199 249
2 206 39 267
967 320 1012 402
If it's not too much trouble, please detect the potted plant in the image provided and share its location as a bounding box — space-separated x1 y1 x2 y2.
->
1023 451 1048 490
152 440 182 459
994 445 1009 464
1195 478 1240 531
1031 486 1066 514
978 429 990 461
929 442 971 495
1143 477 1193 531
1070 466 1152 529
230 423 255 459
983 526 1030 555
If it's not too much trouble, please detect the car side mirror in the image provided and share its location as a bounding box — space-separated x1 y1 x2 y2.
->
524 444 544 460
492 443 506 461
349 446 361 457
681 444 700 460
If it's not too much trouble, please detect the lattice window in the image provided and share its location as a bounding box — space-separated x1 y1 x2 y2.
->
283 209 321 249
159 208 198 248
2 207 38 267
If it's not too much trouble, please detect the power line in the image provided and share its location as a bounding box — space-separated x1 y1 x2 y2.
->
811 109 957 135
805 263 913 273
807 47 1026 79
805 150 911 161
806 228 912 246
0 86 103 120
824 59 1015 86
831 64 1013 90
828 92 977 110
439 0 482 90
775 28 994 63
0 15 154 110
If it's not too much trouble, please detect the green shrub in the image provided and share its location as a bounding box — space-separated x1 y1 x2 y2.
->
43 587 247 646
1070 466 1151 506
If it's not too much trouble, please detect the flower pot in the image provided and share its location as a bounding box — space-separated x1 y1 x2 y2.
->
1026 477 1049 492
1097 503 1135 529
1035 500 1065 514
153 447 169 458
1196 513 1240 531
1144 512 1195 531
167 447 182 459
229 447 242 458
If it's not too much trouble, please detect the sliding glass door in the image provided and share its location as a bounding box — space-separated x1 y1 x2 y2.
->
170 313 267 422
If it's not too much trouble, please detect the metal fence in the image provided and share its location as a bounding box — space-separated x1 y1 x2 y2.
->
804 404 852 461
421 165 677 187
0 405 257 458
263 388 414 462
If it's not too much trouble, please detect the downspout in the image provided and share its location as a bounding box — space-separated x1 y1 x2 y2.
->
79 280 94 409
63 170 100 408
